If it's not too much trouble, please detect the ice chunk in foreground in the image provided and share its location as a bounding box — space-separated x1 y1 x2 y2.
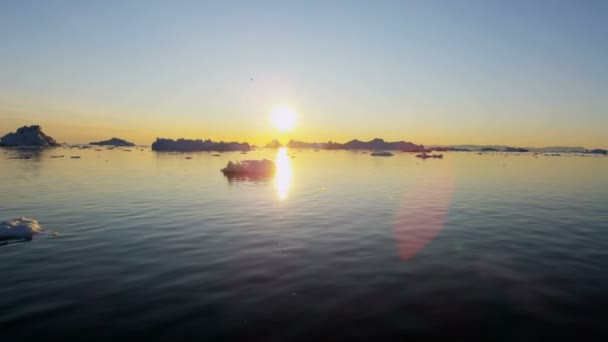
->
0 217 44 239
221 159 276 177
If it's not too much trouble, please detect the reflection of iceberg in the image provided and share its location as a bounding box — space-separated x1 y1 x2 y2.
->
0 217 44 240
221 159 276 177
275 148 293 200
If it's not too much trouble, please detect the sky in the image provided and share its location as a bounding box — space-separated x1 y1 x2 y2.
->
0 0 606 147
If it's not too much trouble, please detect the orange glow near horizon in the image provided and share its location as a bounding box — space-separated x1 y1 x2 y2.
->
1 114 606 149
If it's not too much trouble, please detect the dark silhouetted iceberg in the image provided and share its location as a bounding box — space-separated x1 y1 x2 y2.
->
90 137 135 147
371 151 394 157
285 138 425 151
583 149 607 155
151 138 250 152
342 138 425 151
0 125 59 147
504 147 529 153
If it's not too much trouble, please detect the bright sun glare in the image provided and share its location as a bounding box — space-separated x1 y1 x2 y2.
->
270 106 297 132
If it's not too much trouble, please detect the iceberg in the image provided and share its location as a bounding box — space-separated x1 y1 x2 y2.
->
264 139 283 149
504 147 529 153
221 159 276 177
282 138 426 151
90 137 135 147
0 125 59 147
371 151 394 157
0 217 44 240
583 149 607 155
151 138 250 152
343 138 425 151
416 153 443 159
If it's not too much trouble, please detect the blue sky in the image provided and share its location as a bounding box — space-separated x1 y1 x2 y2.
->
0 0 606 146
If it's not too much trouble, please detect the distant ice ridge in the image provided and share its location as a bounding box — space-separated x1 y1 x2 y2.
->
371 151 394 157
152 138 250 152
221 159 276 177
0 217 44 239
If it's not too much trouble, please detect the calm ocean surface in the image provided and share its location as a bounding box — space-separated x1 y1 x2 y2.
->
1 147 607 340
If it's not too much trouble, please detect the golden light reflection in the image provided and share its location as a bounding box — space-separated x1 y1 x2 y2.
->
274 147 293 200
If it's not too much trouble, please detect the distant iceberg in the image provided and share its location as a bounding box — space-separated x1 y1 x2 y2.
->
0 125 59 147
416 153 443 159
283 138 426 151
151 138 250 152
264 139 283 149
90 137 135 147
583 149 607 155
371 151 394 157
221 159 276 177
286 140 326 149
0 217 44 240
503 147 529 153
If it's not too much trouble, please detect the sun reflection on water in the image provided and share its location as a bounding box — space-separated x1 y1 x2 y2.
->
275 147 293 200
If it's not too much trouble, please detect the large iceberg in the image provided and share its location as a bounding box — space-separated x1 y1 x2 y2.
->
151 138 250 152
221 159 276 177
0 217 44 240
0 125 59 147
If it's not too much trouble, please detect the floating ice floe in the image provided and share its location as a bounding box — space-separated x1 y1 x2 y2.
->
221 159 276 177
0 217 44 240
371 151 394 157
416 152 443 159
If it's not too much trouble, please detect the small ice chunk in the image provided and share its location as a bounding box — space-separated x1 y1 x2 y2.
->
0 217 44 239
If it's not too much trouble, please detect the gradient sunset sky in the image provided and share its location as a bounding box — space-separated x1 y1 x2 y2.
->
1 0 606 147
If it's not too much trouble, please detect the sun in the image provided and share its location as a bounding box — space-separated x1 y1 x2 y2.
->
270 105 297 132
